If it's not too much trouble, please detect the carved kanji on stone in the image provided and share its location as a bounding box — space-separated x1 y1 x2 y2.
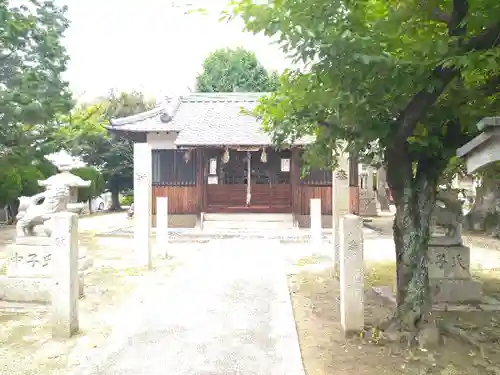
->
54 236 67 248
26 253 40 268
336 169 348 180
135 172 147 182
435 253 447 270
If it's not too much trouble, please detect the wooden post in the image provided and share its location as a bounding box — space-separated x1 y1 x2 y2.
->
51 212 79 338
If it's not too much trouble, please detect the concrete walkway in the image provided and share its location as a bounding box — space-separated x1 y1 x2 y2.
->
76 239 305 375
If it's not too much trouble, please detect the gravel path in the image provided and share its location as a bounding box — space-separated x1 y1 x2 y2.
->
76 239 305 375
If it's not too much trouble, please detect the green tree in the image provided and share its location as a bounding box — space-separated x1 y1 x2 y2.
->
228 0 500 336
196 47 280 92
0 0 73 218
58 91 156 210
71 167 105 212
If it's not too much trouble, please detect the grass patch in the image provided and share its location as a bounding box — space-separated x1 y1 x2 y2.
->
295 256 323 267
365 261 395 291
472 268 500 296
288 266 487 375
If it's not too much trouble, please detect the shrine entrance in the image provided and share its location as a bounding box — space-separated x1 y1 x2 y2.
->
205 148 292 213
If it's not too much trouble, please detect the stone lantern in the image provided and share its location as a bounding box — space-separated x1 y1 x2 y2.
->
38 161 91 214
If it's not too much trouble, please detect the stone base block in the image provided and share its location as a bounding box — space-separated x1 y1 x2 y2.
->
428 245 470 279
430 278 482 303
79 256 93 272
359 197 377 217
0 275 85 303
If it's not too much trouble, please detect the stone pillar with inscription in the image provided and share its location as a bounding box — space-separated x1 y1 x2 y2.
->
339 214 364 335
51 212 79 338
332 153 350 274
133 142 152 269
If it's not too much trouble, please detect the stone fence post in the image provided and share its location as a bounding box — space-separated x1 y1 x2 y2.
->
339 214 364 335
51 212 79 339
310 198 321 246
156 197 168 257
133 142 152 269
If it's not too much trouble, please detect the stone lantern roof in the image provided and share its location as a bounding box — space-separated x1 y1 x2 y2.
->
38 162 91 188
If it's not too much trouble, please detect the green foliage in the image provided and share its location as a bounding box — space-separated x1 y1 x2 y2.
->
226 0 500 171
0 163 22 207
71 167 105 203
0 0 73 207
120 194 134 206
227 0 500 323
196 47 280 92
57 91 156 207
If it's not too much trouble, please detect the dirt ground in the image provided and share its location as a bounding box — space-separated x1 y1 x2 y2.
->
366 215 500 250
0 233 181 375
288 256 500 375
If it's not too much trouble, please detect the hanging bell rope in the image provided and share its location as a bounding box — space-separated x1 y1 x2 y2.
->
222 147 230 163
260 147 267 163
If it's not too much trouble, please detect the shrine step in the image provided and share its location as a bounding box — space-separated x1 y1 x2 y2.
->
203 213 294 222
202 213 295 231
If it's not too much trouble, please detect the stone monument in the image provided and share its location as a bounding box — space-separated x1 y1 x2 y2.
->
428 192 482 303
1 185 84 302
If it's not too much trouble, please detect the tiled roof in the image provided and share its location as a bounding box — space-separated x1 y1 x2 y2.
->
108 99 181 132
108 92 313 146
173 93 271 146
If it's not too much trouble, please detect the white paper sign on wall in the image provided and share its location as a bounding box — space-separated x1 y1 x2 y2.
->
208 176 218 184
209 158 217 175
281 158 290 172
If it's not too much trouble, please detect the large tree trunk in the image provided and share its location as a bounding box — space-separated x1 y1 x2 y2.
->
385 147 445 338
109 188 122 211
7 199 19 224
376 166 391 211
392 179 435 331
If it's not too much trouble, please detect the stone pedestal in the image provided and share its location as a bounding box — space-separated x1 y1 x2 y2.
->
428 244 482 303
332 155 350 274
1 235 85 303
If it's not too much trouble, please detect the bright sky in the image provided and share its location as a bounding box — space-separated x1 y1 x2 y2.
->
57 0 294 103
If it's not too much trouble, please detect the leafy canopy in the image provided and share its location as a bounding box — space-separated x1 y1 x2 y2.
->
225 0 500 172
57 91 156 199
196 47 280 92
71 167 105 203
0 0 73 206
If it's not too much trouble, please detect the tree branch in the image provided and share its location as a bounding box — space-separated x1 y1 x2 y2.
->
390 21 500 148
430 8 451 24
481 74 500 95
448 0 469 37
